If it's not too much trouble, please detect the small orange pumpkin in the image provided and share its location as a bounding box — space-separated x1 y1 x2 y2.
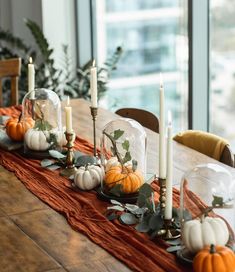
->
193 244 235 272
104 165 144 194
5 114 34 142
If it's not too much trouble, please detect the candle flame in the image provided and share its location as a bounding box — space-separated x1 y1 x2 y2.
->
29 57 33 64
168 110 172 126
92 59 96 67
160 73 163 88
67 96 70 106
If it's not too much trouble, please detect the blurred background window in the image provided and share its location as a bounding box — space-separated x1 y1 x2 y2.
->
210 0 235 151
94 0 188 133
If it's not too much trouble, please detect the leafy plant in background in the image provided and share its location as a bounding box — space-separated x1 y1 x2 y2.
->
0 18 123 105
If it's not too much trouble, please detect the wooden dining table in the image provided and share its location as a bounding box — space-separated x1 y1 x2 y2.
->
0 98 234 272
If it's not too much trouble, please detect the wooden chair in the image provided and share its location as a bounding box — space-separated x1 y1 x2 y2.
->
115 108 159 133
174 130 234 167
0 58 21 106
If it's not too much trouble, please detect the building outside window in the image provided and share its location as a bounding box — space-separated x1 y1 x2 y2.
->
95 0 188 133
210 0 235 150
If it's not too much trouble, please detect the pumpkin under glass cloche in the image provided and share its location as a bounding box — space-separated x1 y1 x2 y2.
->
100 118 147 199
22 88 64 157
179 163 235 259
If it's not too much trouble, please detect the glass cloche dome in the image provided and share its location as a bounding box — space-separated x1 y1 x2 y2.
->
178 163 235 260
22 88 64 156
100 118 147 197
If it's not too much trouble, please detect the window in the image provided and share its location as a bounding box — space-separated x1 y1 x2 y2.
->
210 0 235 150
94 0 188 133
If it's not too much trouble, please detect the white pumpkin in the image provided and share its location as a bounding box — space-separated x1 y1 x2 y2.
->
105 157 120 171
74 165 105 190
54 130 67 147
25 128 50 151
182 217 229 254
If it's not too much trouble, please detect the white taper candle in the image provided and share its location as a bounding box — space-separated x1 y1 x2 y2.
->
65 96 73 133
159 73 166 179
165 110 173 219
90 61 98 108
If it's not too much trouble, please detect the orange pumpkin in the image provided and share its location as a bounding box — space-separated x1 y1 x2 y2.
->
104 165 144 194
193 244 235 272
5 114 34 142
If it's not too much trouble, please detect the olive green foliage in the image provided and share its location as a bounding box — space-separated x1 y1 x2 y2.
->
0 19 123 104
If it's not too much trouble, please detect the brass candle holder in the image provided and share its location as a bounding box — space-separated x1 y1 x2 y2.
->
159 177 166 213
157 218 181 240
90 106 98 158
60 131 77 177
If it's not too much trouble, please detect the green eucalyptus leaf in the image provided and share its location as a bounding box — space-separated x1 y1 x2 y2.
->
135 220 150 232
125 204 139 213
110 199 123 206
106 212 118 221
47 164 61 170
137 194 146 208
41 159 54 168
107 205 125 212
212 195 224 207
132 159 138 172
74 151 85 160
109 184 122 197
49 150 66 159
113 129 124 140
123 151 131 164
166 238 181 246
166 245 182 253
119 213 138 225
132 207 147 215
122 140 129 151
139 183 153 198
75 155 96 166
149 213 163 231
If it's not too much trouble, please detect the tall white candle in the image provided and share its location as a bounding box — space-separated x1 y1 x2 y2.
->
159 73 166 179
165 111 173 220
65 96 73 133
28 57 35 99
90 61 98 108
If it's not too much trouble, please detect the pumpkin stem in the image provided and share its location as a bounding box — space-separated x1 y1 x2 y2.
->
18 112 22 122
210 244 216 254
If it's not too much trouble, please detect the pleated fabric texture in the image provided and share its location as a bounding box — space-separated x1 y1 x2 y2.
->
0 106 197 272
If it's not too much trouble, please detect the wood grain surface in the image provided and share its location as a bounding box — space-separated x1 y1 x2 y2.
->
0 98 234 272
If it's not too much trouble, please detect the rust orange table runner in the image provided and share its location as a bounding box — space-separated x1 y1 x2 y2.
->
0 107 193 272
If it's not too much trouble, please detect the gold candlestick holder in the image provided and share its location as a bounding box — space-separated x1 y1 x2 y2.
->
157 218 181 240
60 131 77 177
90 106 98 158
159 178 166 214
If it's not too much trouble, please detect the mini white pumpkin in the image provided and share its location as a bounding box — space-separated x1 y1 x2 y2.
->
74 165 105 190
25 128 50 151
105 157 120 171
182 217 229 254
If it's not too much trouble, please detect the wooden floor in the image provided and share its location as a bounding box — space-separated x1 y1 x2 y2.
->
0 99 234 272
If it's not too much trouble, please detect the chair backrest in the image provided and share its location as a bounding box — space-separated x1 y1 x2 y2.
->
115 108 159 133
0 58 21 106
174 130 234 167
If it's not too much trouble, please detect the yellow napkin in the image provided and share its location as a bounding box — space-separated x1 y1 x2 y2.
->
173 130 229 161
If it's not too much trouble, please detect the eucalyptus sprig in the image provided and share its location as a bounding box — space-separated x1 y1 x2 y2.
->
106 183 189 239
103 129 138 172
40 150 96 173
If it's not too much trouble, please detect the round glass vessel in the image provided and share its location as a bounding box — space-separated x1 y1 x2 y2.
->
22 88 64 155
100 118 147 197
179 163 235 258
